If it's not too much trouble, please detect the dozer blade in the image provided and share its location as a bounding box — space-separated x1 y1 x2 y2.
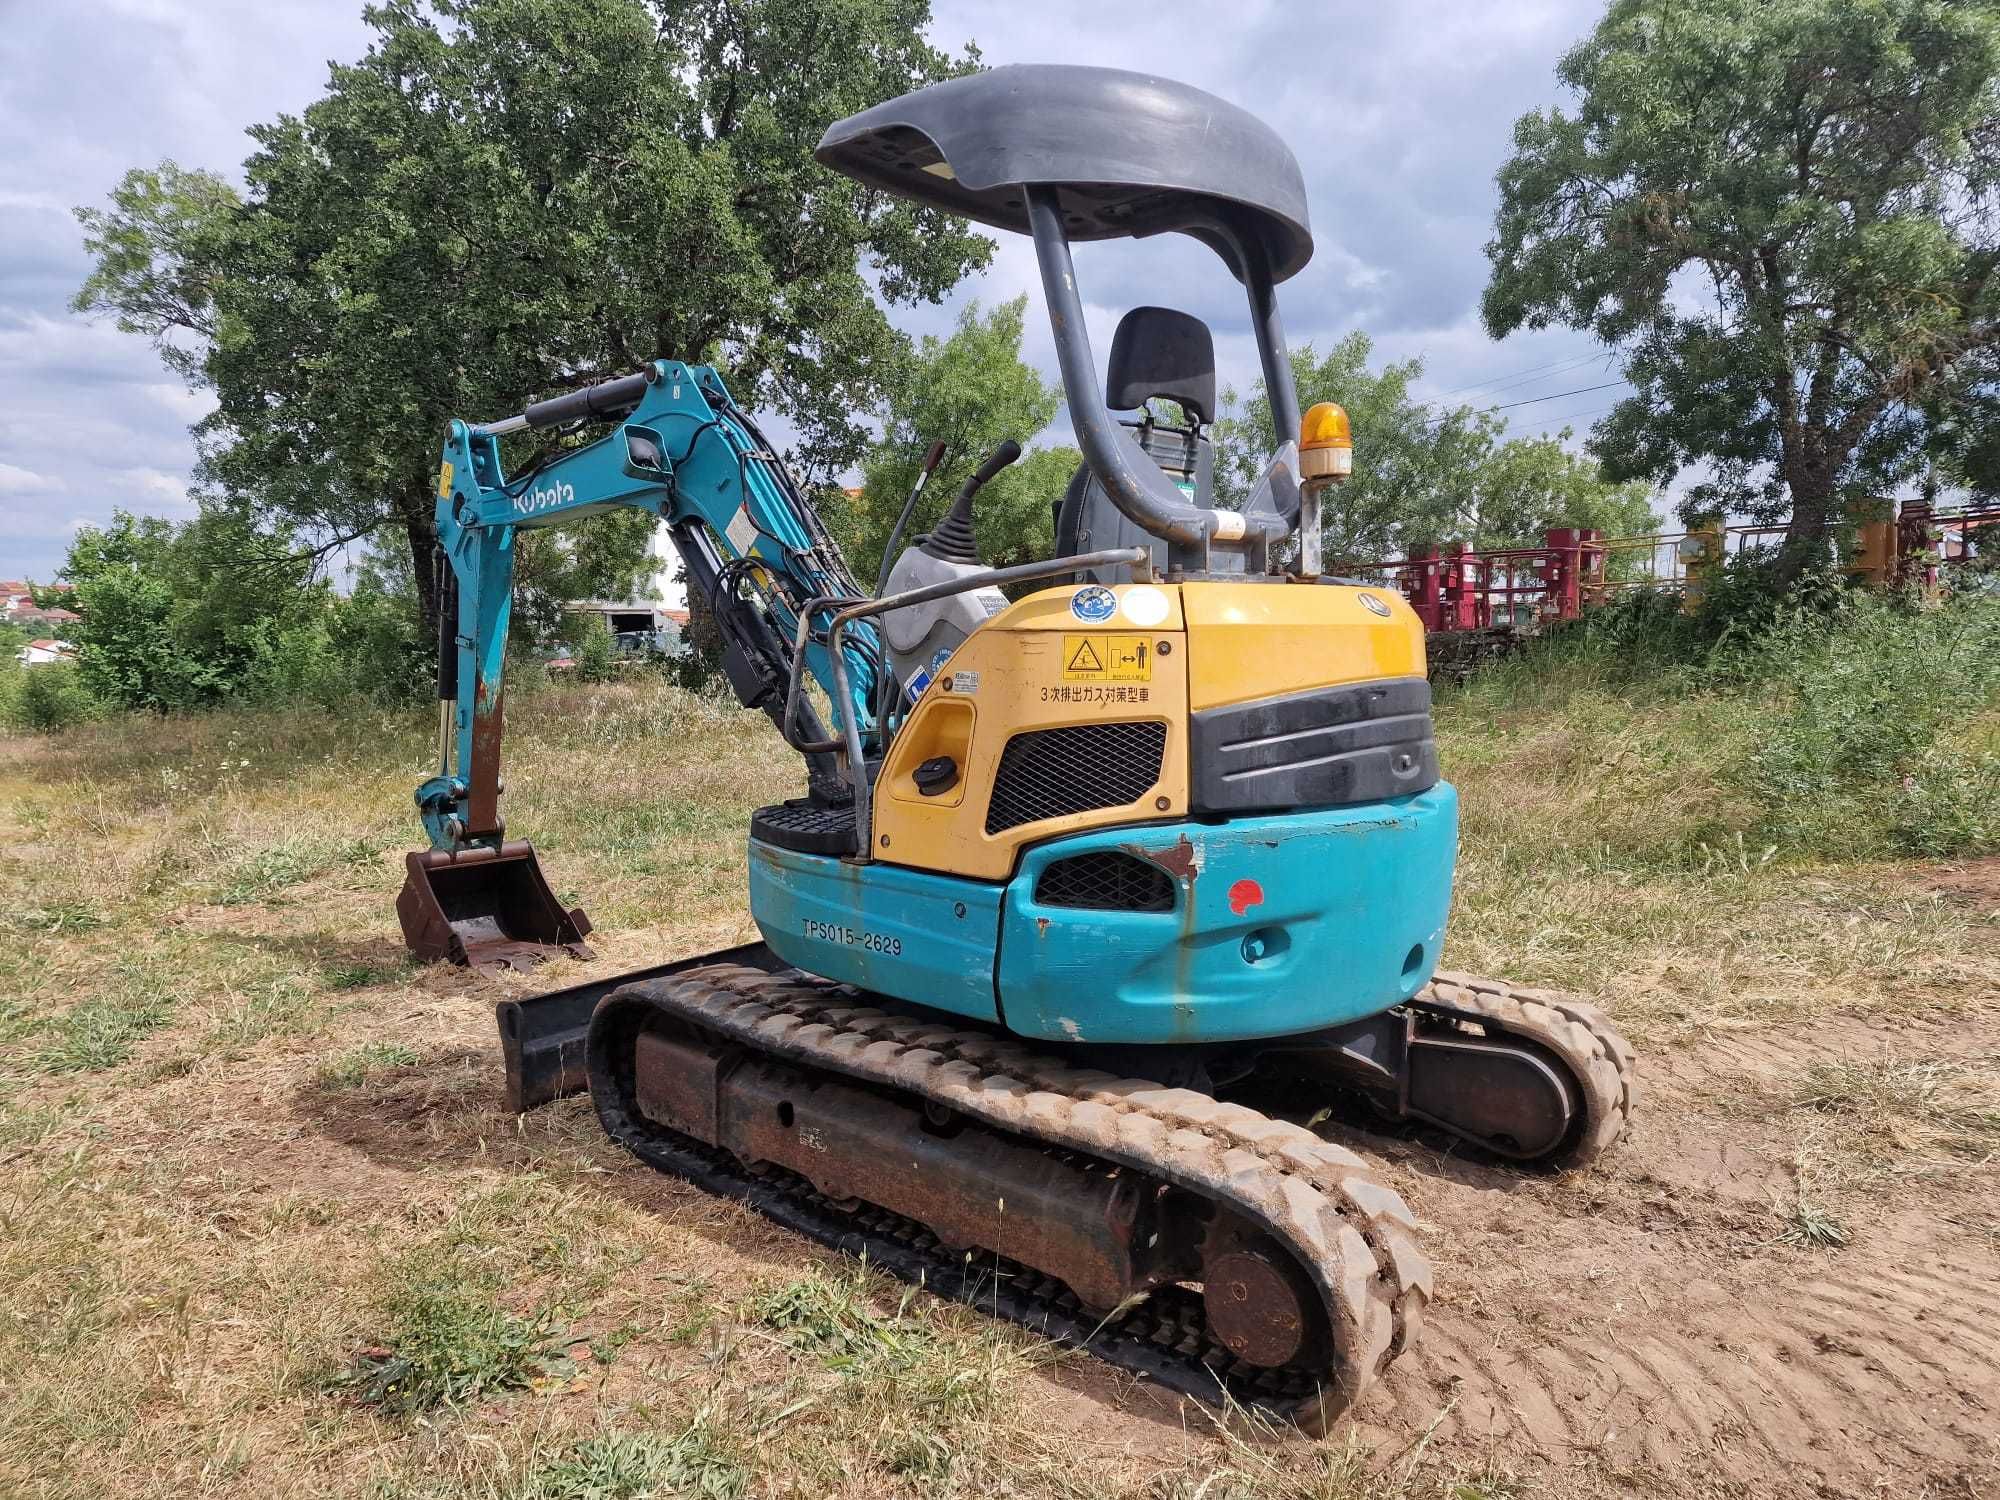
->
397 841 594 975
495 941 783 1111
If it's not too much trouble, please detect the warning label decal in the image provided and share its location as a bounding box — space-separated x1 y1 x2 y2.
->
1062 634 1153 681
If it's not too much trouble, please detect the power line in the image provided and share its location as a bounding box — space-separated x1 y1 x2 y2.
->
1428 351 1596 400
1527 400 1625 429
1483 379 1628 414
1425 380 1629 426
1461 352 1610 401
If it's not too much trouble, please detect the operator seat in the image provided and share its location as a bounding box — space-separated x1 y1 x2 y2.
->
1053 306 1228 580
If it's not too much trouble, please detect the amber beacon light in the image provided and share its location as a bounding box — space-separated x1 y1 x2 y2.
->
1299 402 1353 482
1295 402 1352 575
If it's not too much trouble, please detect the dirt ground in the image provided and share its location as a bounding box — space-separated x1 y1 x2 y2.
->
1358 1007 1999 1497
2 692 1995 1499
70 875 1994 1499
306 943 2000 1498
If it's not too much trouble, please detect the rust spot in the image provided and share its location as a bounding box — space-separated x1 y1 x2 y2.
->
1227 879 1264 917
1134 833 1202 885
466 682 506 836
1036 917 1051 938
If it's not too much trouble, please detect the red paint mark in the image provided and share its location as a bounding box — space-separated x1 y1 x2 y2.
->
1227 879 1264 916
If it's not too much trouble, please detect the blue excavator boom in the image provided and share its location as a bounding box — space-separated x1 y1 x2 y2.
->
397 361 893 970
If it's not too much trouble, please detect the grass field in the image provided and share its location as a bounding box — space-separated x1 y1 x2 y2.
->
1 669 1995 1499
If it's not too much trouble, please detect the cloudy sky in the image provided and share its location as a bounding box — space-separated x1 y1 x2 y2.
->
0 0 1624 582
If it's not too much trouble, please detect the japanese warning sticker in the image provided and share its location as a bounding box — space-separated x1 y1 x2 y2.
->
1062 634 1154 681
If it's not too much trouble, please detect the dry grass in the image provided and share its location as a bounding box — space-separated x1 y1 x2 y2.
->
0 673 1994 1498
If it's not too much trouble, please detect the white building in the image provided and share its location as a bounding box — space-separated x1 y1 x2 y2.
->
566 522 693 639
17 639 75 667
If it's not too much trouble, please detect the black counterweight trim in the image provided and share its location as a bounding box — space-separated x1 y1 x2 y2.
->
1187 677 1438 815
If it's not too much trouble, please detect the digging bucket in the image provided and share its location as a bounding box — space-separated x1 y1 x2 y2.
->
397 841 594 974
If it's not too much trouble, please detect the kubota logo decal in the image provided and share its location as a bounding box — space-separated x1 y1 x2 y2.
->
512 479 575 516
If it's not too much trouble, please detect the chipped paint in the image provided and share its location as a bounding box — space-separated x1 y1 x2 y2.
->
1131 833 1205 884
1058 1017 1084 1041
995 787 1460 1046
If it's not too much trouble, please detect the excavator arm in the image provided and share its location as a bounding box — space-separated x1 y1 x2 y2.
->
397 360 913 971
416 361 887 855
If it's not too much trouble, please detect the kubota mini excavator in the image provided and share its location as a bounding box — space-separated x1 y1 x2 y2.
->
396 65 1636 1429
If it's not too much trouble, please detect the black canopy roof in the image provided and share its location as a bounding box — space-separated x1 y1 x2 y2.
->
815 64 1314 283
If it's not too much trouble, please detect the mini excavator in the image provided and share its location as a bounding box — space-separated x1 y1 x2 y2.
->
395 65 1636 1428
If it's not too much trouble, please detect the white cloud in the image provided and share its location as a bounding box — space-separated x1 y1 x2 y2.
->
0 462 65 495
147 382 215 424
0 0 1618 574
113 467 196 509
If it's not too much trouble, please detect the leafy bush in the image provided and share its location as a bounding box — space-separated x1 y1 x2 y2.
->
63 509 335 712
327 574 434 706
1442 572 2000 864
239 616 348 707
1731 590 2000 800
9 663 96 732
569 623 619 683
1891 751 2000 856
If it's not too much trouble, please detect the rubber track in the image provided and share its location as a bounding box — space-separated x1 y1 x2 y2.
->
589 963 1433 1431
1415 971 1638 1169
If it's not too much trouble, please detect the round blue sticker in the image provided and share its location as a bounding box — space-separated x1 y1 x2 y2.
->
1070 585 1118 623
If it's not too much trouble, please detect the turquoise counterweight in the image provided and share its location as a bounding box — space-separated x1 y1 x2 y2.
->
747 785 1459 1047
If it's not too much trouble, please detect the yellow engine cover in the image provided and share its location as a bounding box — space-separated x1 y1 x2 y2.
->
872 579 1426 882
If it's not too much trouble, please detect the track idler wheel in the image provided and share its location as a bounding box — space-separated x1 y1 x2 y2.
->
1202 1237 1329 1369
1286 973 1637 1170
1410 974 1637 1169
1403 1021 1581 1160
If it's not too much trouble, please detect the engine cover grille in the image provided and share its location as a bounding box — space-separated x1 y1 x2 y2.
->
985 721 1168 835
1033 851 1175 913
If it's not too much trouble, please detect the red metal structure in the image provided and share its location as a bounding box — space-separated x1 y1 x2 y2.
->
1347 498 1998 643
1355 527 1611 634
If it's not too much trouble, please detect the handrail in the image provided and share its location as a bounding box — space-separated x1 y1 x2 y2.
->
780 592 869 757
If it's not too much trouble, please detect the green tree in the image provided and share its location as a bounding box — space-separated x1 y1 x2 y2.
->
73 0 992 634
1214 333 1499 563
1468 430 1659 557
1485 0 2000 582
1217 333 1660 567
844 297 1076 576
61 508 334 712
1925 350 2000 501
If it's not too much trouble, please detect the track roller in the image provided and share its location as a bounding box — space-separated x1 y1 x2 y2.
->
586 963 1431 1429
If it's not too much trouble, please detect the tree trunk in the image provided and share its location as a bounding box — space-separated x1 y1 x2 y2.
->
1776 435 1840 589
404 501 441 642
1776 498 1832 587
